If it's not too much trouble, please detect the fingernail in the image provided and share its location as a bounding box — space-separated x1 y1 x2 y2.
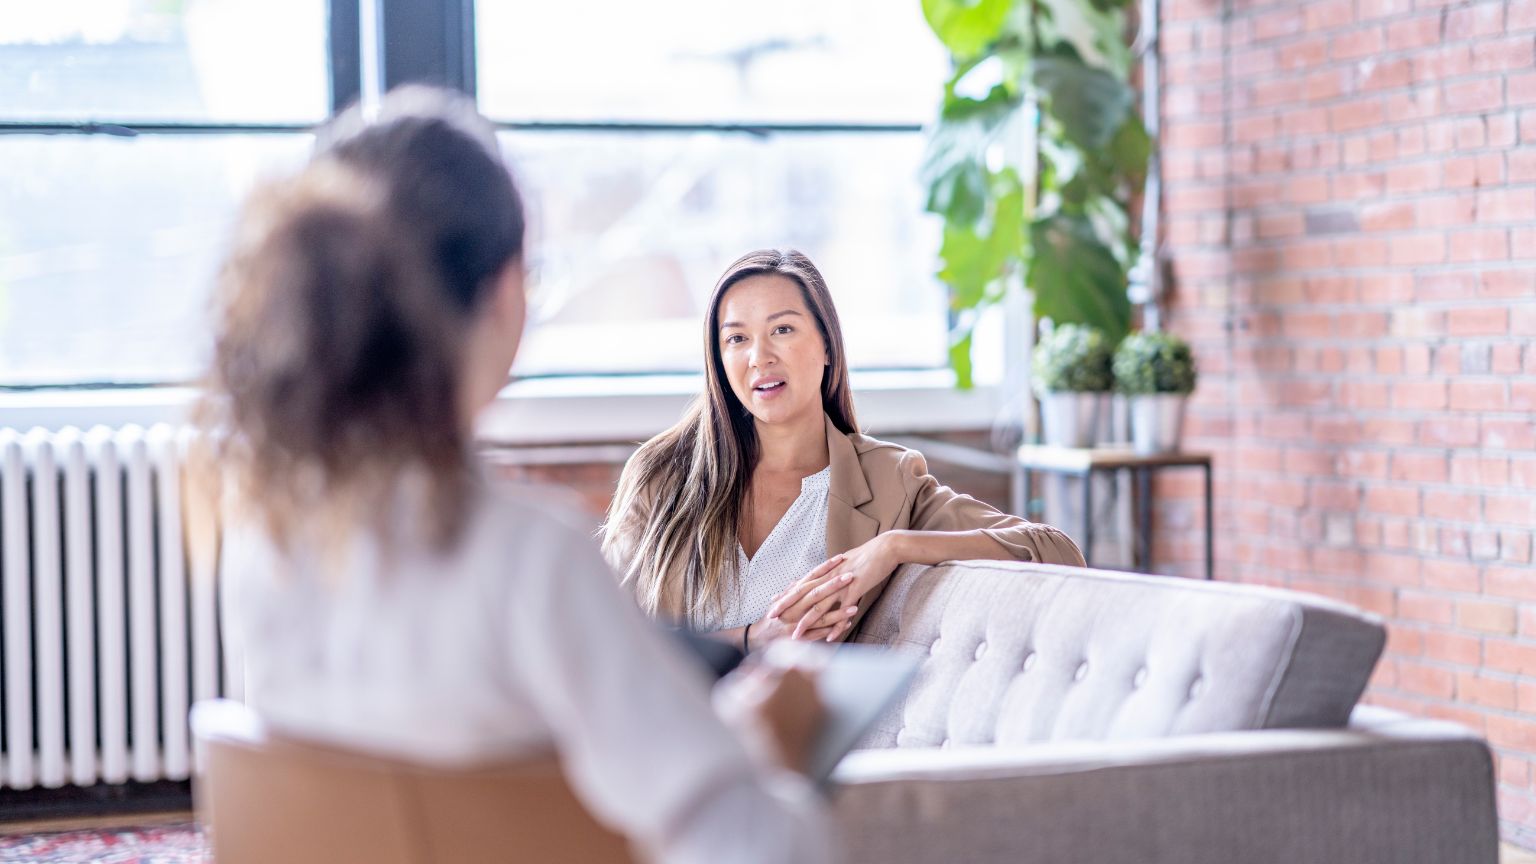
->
841 573 853 582
846 606 858 616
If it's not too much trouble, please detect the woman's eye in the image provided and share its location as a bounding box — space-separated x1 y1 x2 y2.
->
725 334 746 345
774 325 793 335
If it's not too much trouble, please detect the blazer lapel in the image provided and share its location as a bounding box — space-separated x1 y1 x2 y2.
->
825 415 879 555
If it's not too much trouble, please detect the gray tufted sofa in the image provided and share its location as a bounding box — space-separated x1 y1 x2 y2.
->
833 560 1498 864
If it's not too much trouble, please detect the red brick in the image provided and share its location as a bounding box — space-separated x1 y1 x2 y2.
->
1393 452 1449 483
1425 489 1479 520
1418 418 1481 447
1448 306 1511 335
1331 98 1388 132
1484 421 1536 451
1479 189 1536 222
1487 567 1536 601
1389 233 1447 265
1445 78 1505 114
1451 379 1509 411
1392 380 1448 410
1397 660 1456 698
1423 559 1482 592
1459 600 1518 635
1331 26 1385 59
1514 379 1536 411
1508 150 1536 183
1477 37 1536 73
1513 0 1536 29
1366 485 1422 517
1481 270 1536 298
1360 273 1414 303
1487 493 1536 525
1459 673 1516 709
1386 162 1441 194
1332 236 1389 267
1418 272 1477 302
1487 639 1536 675
1444 1 1506 39
1449 230 1512 263
1460 118 1491 150
1361 201 1415 231
1305 0 1354 31
1414 192 1476 229
1397 590 1452 626
1493 344 1526 375
1386 14 1443 50
1513 73 1536 108
1425 631 1483 667
1451 455 1511 487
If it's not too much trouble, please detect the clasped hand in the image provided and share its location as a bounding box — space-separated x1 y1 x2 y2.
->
761 534 901 643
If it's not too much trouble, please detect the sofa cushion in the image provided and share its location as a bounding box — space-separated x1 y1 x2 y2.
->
852 561 1385 749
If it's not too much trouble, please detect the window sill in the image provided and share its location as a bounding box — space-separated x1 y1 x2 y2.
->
1 371 1003 444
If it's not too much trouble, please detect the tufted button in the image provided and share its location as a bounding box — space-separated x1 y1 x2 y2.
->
974 641 987 661
1188 677 1205 699
1022 651 1037 671
1133 667 1148 688
1073 661 1089 682
930 639 942 656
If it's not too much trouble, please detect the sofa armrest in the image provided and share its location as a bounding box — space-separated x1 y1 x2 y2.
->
831 719 1496 864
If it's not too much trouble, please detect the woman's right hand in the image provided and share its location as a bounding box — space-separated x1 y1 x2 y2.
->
750 555 859 648
715 665 826 776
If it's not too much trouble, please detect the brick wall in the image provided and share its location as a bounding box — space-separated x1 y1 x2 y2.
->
1160 0 1536 844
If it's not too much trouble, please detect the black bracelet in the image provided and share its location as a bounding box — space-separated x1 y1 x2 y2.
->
742 622 752 654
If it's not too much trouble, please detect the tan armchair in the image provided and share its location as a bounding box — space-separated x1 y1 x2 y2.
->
191 700 634 864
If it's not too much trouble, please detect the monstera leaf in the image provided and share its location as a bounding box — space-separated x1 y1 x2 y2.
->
920 84 1019 226
1028 213 1132 342
922 0 1013 59
1032 45 1134 152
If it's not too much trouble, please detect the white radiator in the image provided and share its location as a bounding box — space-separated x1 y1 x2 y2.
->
0 424 234 791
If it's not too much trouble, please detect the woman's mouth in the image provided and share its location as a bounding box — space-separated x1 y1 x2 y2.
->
751 377 787 399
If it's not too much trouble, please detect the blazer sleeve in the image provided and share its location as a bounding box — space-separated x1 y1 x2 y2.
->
899 449 1087 567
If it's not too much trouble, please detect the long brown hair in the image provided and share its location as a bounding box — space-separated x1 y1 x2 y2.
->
602 249 857 620
196 86 525 552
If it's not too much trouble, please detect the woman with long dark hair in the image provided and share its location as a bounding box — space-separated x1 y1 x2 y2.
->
603 249 1084 650
200 89 830 863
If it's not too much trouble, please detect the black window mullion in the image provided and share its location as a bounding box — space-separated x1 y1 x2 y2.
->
378 0 476 96
330 0 363 113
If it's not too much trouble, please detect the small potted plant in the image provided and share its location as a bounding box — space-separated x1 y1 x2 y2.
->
1032 323 1114 447
1113 331 1198 454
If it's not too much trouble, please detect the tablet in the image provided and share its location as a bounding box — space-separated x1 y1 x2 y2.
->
761 641 921 782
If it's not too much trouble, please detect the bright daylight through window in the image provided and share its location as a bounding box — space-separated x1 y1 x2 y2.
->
1 0 951 386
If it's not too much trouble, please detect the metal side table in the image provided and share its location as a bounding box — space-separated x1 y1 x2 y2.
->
1013 446 1215 580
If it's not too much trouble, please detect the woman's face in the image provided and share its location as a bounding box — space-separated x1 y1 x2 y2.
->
717 274 829 429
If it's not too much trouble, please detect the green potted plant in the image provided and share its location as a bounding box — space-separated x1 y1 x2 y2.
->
1113 330 1197 454
1032 323 1113 447
919 0 1151 389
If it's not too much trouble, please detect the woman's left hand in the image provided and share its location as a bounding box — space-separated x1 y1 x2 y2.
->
768 533 904 641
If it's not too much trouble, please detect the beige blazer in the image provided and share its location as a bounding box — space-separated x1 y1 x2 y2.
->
605 414 1086 625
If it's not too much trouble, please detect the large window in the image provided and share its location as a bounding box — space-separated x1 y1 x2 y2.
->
2 0 951 387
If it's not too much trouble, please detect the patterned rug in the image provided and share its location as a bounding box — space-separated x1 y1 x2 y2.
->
0 823 208 863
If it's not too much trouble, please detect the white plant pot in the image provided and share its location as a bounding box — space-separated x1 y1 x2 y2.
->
1040 392 1104 448
1129 393 1188 455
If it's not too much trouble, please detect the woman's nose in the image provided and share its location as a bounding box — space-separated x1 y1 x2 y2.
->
749 342 778 369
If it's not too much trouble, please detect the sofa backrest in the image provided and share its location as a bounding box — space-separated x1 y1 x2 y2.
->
852 561 1385 749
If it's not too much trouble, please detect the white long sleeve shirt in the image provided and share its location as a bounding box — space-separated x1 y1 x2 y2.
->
223 475 831 864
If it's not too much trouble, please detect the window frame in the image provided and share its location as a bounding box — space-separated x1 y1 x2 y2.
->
1 0 1001 435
